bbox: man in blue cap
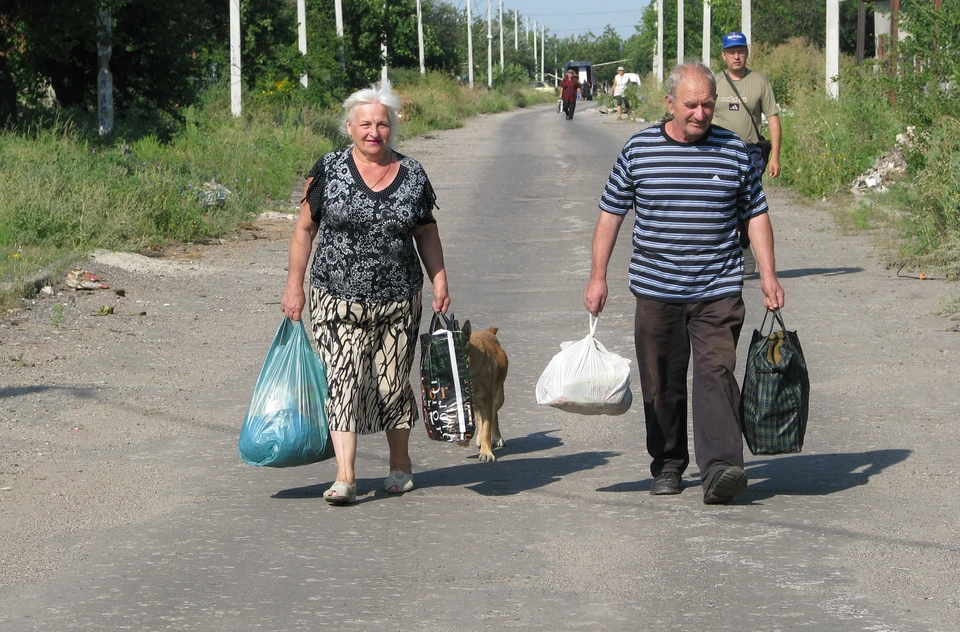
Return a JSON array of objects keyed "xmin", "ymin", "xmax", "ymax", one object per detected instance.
[{"xmin": 713, "ymin": 31, "xmax": 781, "ymax": 274}]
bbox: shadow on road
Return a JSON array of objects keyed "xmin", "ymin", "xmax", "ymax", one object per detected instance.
[
  {"xmin": 0, "ymin": 384, "xmax": 93, "ymax": 399},
  {"xmin": 777, "ymin": 266, "xmax": 863, "ymax": 279},
  {"xmin": 595, "ymin": 449, "xmax": 911, "ymax": 499},
  {"xmin": 272, "ymin": 430, "xmax": 620, "ymax": 499},
  {"xmin": 743, "ymin": 449, "xmax": 911, "ymax": 500}
]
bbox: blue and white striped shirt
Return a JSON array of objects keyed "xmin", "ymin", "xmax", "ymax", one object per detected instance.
[{"xmin": 599, "ymin": 122, "xmax": 767, "ymax": 303}]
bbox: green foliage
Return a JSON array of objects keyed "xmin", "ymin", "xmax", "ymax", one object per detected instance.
[
  {"xmin": 0, "ymin": 88, "xmax": 334, "ymax": 253},
  {"xmin": 493, "ymin": 62, "xmax": 529, "ymax": 89},
  {"xmin": 0, "ymin": 71, "xmax": 541, "ymax": 298},
  {"xmin": 629, "ymin": 0, "xmax": 867, "ymax": 75},
  {"xmin": 892, "ymin": 117, "xmax": 960, "ymax": 248},
  {"xmin": 884, "ymin": 0, "xmax": 960, "ymax": 127},
  {"xmin": 777, "ymin": 63, "xmax": 898, "ymax": 198}
]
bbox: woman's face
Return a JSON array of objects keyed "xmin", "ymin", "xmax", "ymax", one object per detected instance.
[{"xmin": 347, "ymin": 103, "xmax": 392, "ymax": 161}]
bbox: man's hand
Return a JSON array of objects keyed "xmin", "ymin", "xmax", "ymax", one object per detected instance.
[
  {"xmin": 583, "ymin": 279, "xmax": 608, "ymax": 317},
  {"xmin": 768, "ymin": 157, "xmax": 781, "ymax": 178},
  {"xmin": 760, "ymin": 276, "xmax": 785, "ymax": 311}
]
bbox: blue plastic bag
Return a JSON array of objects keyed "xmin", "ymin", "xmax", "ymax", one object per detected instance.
[{"xmin": 238, "ymin": 318, "xmax": 335, "ymax": 467}]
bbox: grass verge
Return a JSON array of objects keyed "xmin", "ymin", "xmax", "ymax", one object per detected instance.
[{"xmin": 0, "ymin": 72, "xmax": 552, "ymax": 307}]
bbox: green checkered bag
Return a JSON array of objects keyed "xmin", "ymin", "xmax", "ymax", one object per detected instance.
[{"xmin": 740, "ymin": 310, "xmax": 810, "ymax": 455}]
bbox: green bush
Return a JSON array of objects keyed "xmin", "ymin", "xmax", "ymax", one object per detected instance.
[
  {"xmin": 777, "ymin": 64, "xmax": 899, "ymax": 198},
  {"xmin": 749, "ymin": 37, "xmax": 823, "ymax": 107}
]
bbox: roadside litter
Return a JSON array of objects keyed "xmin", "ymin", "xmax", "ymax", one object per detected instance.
[
  {"xmin": 65, "ymin": 269, "xmax": 109, "ymax": 291},
  {"xmin": 198, "ymin": 179, "xmax": 232, "ymax": 207}
]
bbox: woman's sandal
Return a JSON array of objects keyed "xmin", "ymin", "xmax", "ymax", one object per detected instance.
[
  {"xmin": 383, "ymin": 470, "xmax": 414, "ymax": 494},
  {"xmin": 323, "ymin": 481, "xmax": 357, "ymax": 505}
]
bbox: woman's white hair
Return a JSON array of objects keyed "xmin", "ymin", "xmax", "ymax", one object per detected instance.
[{"xmin": 342, "ymin": 79, "xmax": 402, "ymax": 141}]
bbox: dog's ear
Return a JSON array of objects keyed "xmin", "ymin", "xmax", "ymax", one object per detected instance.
[{"xmin": 462, "ymin": 320, "xmax": 471, "ymax": 339}]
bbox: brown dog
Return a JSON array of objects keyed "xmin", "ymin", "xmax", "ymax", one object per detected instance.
[{"xmin": 461, "ymin": 322, "xmax": 508, "ymax": 462}]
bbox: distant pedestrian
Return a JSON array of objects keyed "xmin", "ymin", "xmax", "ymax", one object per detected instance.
[
  {"xmin": 584, "ymin": 61, "xmax": 785, "ymax": 505},
  {"xmin": 281, "ymin": 80, "xmax": 452, "ymax": 505},
  {"xmin": 561, "ymin": 69, "xmax": 582, "ymax": 120},
  {"xmin": 712, "ymin": 31, "xmax": 782, "ymax": 275},
  {"xmin": 611, "ymin": 66, "xmax": 630, "ymax": 120},
  {"xmin": 713, "ymin": 32, "xmax": 781, "ymax": 179}
]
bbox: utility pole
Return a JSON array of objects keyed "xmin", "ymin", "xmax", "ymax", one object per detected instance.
[
  {"xmin": 499, "ymin": 0, "xmax": 504, "ymax": 70},
  {"xmin": 533, "ymin": 21, "xmax": 538, "ymax": 80},
  {"xmin": 702, "ymin": 0, "xmax": 711, "ymax": 65},
  {"xmin": 856, "ymin": 0, "xmax": 865, "ymax": 65},
  {"xmin": 381, "ymin": 0, "xmax": 388, "ymax": 84},
  {"xmin": 514, "ymin": 9, "xmax": 518, "ymax": 50},
  {"xmin": 467, "ymin": 0, "xmax": 474, "ymax": 87},
  {"xmin": 95, "ymin": 5, "xmax": 113, "ymax": 135},
  {"xmin": 541, "ymin": 24, "xmax": 545, "ymax": 82},
  {"xmin": 335, "ymin": 0, "xmax": 344, "ymax": 69},
  {"xmin": 230, "ymin": 0, "xmax": 241, "ymax": 116},
  {"xmin": 297, "ymin": 0, "xmax": 308, "ymax": 87},
  {"xmin": 741, "ymin": 0, "xmax": 751, "ymax": 49},
  {"xmin": 417, "ymin": 0, "xmax": 425, "ymax": 74},
  {"xmin": 826, "ymin": 0, "xmax": 839, "ymax": 98},
  {"xmin": 890, "ymin": 0, "xmax": 900, "ymax": 105},
  {"xmin": 487, "ymin": 0, "xmax": 492, "ymax": 88},
  {"xmin": 655, "ymin": 0, "xmax": 663, "ymax": 85},
  {"xmin": 677, "ymin": 0, "xmax": 684, "ymax": 66}
]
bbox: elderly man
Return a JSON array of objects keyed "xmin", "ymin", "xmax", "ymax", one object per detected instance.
[{"xmin": 584, "ymin": 61, "xmax": 784, "ymax": 505}]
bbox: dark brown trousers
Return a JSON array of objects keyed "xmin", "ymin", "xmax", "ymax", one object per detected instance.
[{"xmin": 634, "ymin": 295, "xmax": 746, "ymax": 491}]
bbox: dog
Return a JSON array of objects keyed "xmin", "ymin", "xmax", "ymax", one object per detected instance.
[{"xmin": 460, "ymin": 322, "xmax": 508, "ymax": 462}]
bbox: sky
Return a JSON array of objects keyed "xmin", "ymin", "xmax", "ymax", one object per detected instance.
[{"xmin": 458, "ymin": 0, "xmax": 652, "ymax": 41}]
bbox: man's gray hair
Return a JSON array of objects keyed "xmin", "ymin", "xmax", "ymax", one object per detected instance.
[
  {"xmin": 666, "ymin": 61, "xmax": 717, "ymax": 100},
  {"xmin": 342, "ymin": 79, "xmax": 401, "ymax": 140}
]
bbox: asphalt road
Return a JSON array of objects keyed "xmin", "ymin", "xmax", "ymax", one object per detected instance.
[{"xmin": 1, "ymin": 103, "xmax": 958, "ymax": 631}]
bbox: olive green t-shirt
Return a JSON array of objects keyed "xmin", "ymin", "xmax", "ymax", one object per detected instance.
[{"xmin": 713, "ymin": 69, "xmax": 779, "ymax": 145}]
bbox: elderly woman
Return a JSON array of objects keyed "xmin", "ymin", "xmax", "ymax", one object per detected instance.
[{"xmin": 281, "ymin": 80, "xmax": 450, "ymax": 505}]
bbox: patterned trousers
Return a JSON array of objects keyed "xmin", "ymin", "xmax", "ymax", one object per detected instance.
[{"xmin": 310, "ymin": 288, "xmax": 422, "ymax": 434}]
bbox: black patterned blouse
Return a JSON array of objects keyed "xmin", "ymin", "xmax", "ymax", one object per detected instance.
[{"xmin": 302, "ymin": 146, "xmax": 438, "ymax": 303}]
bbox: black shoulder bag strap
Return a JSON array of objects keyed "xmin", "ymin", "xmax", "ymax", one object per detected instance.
[{"xmin": 723, "ymin": 71, "xmax": 763, "ymax": 142}]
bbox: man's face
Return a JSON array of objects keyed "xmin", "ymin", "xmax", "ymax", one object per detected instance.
[
  {"xmin": 666, "ymin": 77, "xmax": 716, "ymax": 143},
  {"xmin": 721, "ymin": 46, "xmax": 748, "ymax": 72}
]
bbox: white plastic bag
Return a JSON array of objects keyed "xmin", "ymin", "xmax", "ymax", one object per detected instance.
[{"xmin": 535, "ymin": 315, "xmax": 633, "ymax": 415}]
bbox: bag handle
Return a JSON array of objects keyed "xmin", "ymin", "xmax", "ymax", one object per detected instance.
[
  {"xmin": 429, "ymin": 311, "xmax": 459, "ymax": 333},
  {"xmin": 759, "ymin": 308, "xmax": 788, "ymax": 336},
  {"xmin": 588, "ymin": 314, "xmax": 599, "ymax": 338}
]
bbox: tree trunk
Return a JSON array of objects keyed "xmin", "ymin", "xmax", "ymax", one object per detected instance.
[{"xmin": 0, "ymin": 4, "xmax": 17, "ymax": 127}]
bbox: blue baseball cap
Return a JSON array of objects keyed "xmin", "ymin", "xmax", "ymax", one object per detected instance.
[{"xmin": 722, "ymin": 32, "xmax": 748, "ymax": 49}]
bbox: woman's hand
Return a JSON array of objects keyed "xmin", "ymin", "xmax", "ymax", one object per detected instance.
[
  {"xmin": 282, "ymin": 178, "xmax": 320, "ymax": 322},
  {"xmin": 431, "ymin": 275, "xmax": 450, "ymax": 314},
  {"xmin": 281, "ymin": 286, "xmax": 306, "ymax": 321}
]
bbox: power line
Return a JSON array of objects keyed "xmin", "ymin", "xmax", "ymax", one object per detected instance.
[{"xmin": 526, "ymin": 9, "xmax": 642, "ymax": 17}]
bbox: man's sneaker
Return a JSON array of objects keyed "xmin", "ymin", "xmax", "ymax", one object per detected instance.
[
  {"xmin": 650, "ymin": 472, "xmax": 683, "ymax": 495},
  {"xmin": 703, "ymin": 466, "xmax": 747, "ymax": 504}
]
